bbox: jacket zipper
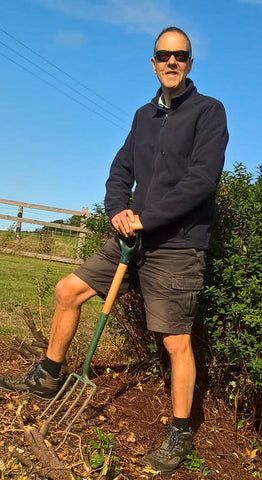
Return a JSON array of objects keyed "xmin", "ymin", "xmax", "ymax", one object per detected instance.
[
  {"xmin": 142, "ymin": 111, "xmax": 168, "ymax": 211},
  {"xmin": 162, "ymin": 112, "xmax": 168, "ymax": 127}
]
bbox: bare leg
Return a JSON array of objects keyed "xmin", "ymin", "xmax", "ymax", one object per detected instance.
[
  {"xmin": 142, "ymin": 333, "xmax": 194, "ymax": 471},
  {"xmin": 46, "ymin": 273, "xmax": 97, "ymax": 363},
  {"xmin": 163, "ymin": 334, "xmax": 196, "ymax": 418}
]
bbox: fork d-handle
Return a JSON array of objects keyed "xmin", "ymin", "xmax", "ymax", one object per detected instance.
[{"xmin": 82, "ymin": 262, "xmax": 128, "ymax": 378}]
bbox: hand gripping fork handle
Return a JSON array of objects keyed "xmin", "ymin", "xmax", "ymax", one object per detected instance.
[{"xmin": 41, "ymin": 232, "xmax": 142, "ymax": 433}]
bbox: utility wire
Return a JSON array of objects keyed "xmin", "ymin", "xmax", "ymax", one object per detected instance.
[
  {"xmin": 0, "ymin": 50, "xmax": 126, "ymax": 130},
  {"xmin": 0, "ymin": 39, "xmax": 129, "ymax": 126},
  {"xmin": 0, "ymin": 26, "xmax": 130, "ymax": 119}
]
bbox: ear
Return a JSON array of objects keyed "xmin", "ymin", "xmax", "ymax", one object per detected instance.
[
  {"xmin": 187, "ymin": 57, "xmax": 193, "ymax": 74},
  {"xmin": 151, "ymin": 56, "xmax": 157, "ymax": 74}
]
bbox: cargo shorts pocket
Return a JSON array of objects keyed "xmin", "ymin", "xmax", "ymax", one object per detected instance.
[{"xmin": 170, "ymin": 275, "xmax": 204, "ymax": 319}]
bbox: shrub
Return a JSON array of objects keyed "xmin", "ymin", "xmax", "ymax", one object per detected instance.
[
  {"xmin": 79, "ymin": 203, "xmax": 114, "ymax": 259},
  {"xmin": 197, "ymin": 163, "xmax": 262, "ymax": 422},
  {"xmin": 82, "ymin": 164, "xmax": 262, "ymax": 422}
]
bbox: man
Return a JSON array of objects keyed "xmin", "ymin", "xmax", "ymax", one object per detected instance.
[{"xmin": 0, "ymin": 27, "xmax": 228, "ymax": 474}]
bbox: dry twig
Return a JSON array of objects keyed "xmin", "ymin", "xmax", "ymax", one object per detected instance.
[{"xmin": 16, "ymin": 414, "xmax": 74, "ymax": 480}]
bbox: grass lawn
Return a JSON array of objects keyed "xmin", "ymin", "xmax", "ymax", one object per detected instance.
[{"xmin": 0, "ymin": 253, "xmax": 103, "ymax": 340}]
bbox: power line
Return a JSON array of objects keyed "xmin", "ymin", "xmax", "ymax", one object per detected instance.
[
  {"xmin": 0, "ymin": 50, "xmax": 126, "ymax": 130},
  {"xmin": 0, "ymin": 26, "xmax": 130, "ymax": 119},
  {"xmin": 0, "ymin": 38, "xmax": 129, "ymax": 126}
]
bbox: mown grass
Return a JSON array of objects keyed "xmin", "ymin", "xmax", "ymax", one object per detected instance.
[{"xmin": 0, "ymin": 253, "xmax": 103, "ymax": 341}]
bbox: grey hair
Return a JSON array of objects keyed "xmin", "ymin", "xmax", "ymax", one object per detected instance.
[{"xmin": 154, "ymin": 27, "xmax": 192, "ymax": 57}]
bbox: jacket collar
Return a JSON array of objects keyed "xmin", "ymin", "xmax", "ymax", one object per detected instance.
[{"xmin": 152, "ymin": 78, "xmax": 196, "ymax": 110}]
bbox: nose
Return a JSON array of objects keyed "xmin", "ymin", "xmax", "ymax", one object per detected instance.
[{"xmin": 168, "ymin": 54, "xmax": 177, "ymax": 65}]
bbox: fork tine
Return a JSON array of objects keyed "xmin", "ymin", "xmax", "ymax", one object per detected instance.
[
  {"xmin": 41, "ymin": 376, "xmax": 96, "ymax": 428},
  {"xmin": 41, "ymin": 373, "xmax": 75, "ymax": 418},
  {"xmin": 63, "ymin": 382, "xmax": 97, "ymax": 431},
  {"xmin": 58, "ymin": 380, "xmax": 87, "ymax": 423}
]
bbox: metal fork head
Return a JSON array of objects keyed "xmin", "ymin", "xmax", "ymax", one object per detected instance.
[{"xmin": 41, "ymin": 372, "xmax": 97, "ymax": 432}]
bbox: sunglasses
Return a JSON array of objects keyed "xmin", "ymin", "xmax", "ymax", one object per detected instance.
[{"xmin": 154, "ymin": 50, "xmax": 190, "ymax": 63}]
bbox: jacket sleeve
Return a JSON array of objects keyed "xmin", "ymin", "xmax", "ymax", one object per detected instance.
[
  {"xmin": 140, "ymin": 101, "xmax": 229, "ymax": 232},
  {"xmin": 104, "ymin": 114, "xmax": 137, "ymax": 220}
]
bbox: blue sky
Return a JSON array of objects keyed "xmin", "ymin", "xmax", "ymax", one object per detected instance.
[{"xmin": 0, "ymin": 0, "xmax": 262, "ymax": 227}]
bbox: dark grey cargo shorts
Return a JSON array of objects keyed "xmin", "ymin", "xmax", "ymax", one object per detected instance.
[{"xmin": 74, "ymin": 236, "xmax": 206, "ymax": 335}]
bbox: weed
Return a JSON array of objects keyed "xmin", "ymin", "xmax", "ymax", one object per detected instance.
[
  {"xmin": 184, "ymin": 450, "xmax": 210, "ymax": 476},
  {"xmin": 86, "ymin": 427, "xmax": 119, "ymax": 477},
  {"xmin": 146, "ymin": 342, "xmax": 160, "ymax": 376}
]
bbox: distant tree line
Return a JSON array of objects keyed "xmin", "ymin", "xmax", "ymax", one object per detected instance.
[{"xmin": 40, "ymin": 215, "xmax": 82, "ymax": 235}]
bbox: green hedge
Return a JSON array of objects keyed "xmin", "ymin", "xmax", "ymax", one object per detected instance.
[
  {"xmin": 82, "ymin": 164, "xmax": 262, "ymax": 420},
  {"xmin": 197, "ymin": 164, "xmax": 262, "ymax": 419}
]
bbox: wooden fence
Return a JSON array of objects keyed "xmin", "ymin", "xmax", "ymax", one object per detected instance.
[{"xmin": 0, "ymin": 198, "xmax": 91, "ymax": 264}]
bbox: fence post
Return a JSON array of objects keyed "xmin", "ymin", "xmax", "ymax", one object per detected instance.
[
  {"xmin": 77, "ymin": 207, "xmax": 89, "ymax": 258},
  {"xmin": 15, "ymin": 206, "xmax": 23, "ymax": 240}
]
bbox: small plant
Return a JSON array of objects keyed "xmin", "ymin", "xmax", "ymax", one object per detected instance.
[
  {"xmin": 184, "ymin": 450, "xmax": 210, "ymax": 476},
  {"xmin": 86, "ymin": 427, "xmax": 119, "ymax": 477},
  {"xmin": 34, "ymin": 268, "xmax": 52, "ymax": 335},
  {"xmin": 145, "ymin": 342, "xmax": 160, "ymax": 376}
]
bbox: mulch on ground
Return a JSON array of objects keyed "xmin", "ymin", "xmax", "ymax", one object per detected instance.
[{"xmin": 0, "ymin": 336, "xmax": 261, "ymax": 480}]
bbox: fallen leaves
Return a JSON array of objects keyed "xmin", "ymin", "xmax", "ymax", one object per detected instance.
[
  {"xmin": 127, "ymin": 432, "xmax": 136, "ymax": 443},
  {"xmin": 246, "ymin": 448, "xmax": 258, "ymax": 460},
  {"xmin": 160, "ymin": 416, "xmax": 169, "ymax": 425},
  {"xmin": 0, "ymin": 338, "xmax": 261, "ymax": 480}
]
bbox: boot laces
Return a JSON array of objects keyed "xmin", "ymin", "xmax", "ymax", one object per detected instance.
[
  {"xmin": 24, "ymin": 362, "xmax": 41, "ymax": 380},
  {"xmin": 166, "ymin": 425, "xmax": 181, "ymax": 450},
  {"xmin": 164, "ymin": 425, "xmax": 192, "ymax": 453}
]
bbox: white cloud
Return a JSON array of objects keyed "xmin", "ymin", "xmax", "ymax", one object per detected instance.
[
  {"xmin": 33, "ymin": 0, "xmax": 182, "ymax": 36},
  {"xmin": 32, "ymin": 0, "xmax": 205, "ymax": 58},
  {"xmin": 54, "ymin": 30, "xmax": 88, "ymax": 48}
]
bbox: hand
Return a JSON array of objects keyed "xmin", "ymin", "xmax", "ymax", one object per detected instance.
[
  {"xmin": 111, "ymin": 210, "xmax": 143, "ymax": 237},
  {"xmin": 128, "ymin": 215, "xmax": 143, "ymax": 236}
]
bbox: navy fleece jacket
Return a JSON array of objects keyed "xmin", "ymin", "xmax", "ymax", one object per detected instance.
[{"xmin": 105, "ymin": 79, "xmax": 228, "ymax": 250}]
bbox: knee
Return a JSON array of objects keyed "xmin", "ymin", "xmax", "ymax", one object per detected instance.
[
  {"xmin": 163, "ymin": 334, "xmax": 192, "ymax": 357},
  {"xmin": 55, "ymin": 273, "xmax": 96, "ymax": 307},
  {"xmin": 55, "ymin": 276, "xmax": 75, "ymax": 306}
]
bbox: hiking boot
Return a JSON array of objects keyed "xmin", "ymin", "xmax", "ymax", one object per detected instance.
[
  {"xmin": 0, "ymin": 362, "xmax": 62, "ymax": 399},
  {"xmin": 142, "ymin": 425, "xmax": 193, "ymax": 474}
]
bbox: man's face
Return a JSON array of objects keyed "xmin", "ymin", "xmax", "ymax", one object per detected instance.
[{"xmin": 151, "ymin": 31, "xmax": 193, "ymax": 98}]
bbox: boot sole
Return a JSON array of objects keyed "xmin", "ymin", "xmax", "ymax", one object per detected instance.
[{"xmin": 0, "ymin": 384, "xmax": 58, "ymax": 400}]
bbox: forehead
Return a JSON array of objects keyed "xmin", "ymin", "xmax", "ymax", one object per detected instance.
[{"xmin": 156, "ymin": 32, "xmax": 188, "ymax": 51}]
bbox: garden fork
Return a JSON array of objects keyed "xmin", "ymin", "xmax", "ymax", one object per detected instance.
[{"xmin": 40, "ymin": 232, "xmax": 142, "ymax": 433}]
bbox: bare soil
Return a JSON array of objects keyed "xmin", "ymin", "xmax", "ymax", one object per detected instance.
[{"xmin": 0, "ymin": 336, "xmax": 261, "ymax": 480}]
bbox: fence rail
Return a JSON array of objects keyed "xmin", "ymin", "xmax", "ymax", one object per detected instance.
[
  {"xmin": 0, "ymin": 214, "xmax": 88, "ymax": 233},
  {"xmin": 0, "ymin": 198, "xmax": 91, "ymax": 264},
  {"xmin": 0, "ymin": 198, "xmax": 88, "ymax": 216}
]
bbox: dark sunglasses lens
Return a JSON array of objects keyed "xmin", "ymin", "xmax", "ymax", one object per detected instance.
[
  {"xmin": 156, "ymin": 51, "xmax": 170, "ymax": 62},
  {"xmin": 156, "ymin": 51, "xmax": 189, "ymax": 62},
  {"xmin": 175, "ymin": 52, "xmax": 188, "ymax": 62}
]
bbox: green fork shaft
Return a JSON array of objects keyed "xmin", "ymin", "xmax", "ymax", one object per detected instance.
[
  {"xmin": 82, "ymin": 263, "xmax": 128, "ymax": 378},
  {"xmin": 82, "ymin": 232, "xmax": 142, "ymax": 378}
]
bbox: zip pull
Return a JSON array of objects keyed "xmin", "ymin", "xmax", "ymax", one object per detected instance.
[{"xmin": 162, "ymin": 113, "xmax": 168, "ymax": 126}]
